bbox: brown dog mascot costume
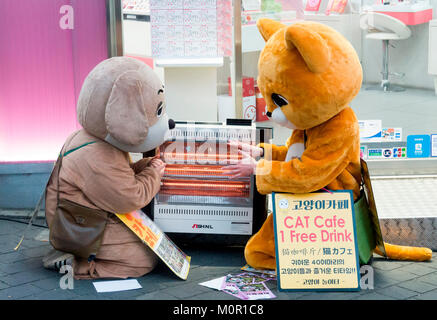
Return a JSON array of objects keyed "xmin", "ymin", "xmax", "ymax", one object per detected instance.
[
  {"xmin": 227, "ymin": 19, "xmax": 432, "ymax": 271},
  {"xmin": 43, "ymin": 57, "xmax": 175, "ymax": 279}
]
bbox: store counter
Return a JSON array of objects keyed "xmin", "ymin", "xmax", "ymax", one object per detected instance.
[{"xmin": 369, "ymin": 3, "xmax": 433, "ymax": 25}]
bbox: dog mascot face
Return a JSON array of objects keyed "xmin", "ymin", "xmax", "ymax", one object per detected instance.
[{"xmin": 77, "ymin": 56, "xmax": 174, "ymax": 153}]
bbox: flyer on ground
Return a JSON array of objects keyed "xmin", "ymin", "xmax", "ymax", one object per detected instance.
[
  {"xmin": 116, "ymin": 210, "xmax": 191, "ymax": 280},
  {"xmin": 272, "ymin": 191, "xmax": 360, "ymax": 291},
  {"xmin": 220, "ymin": 273, "xmax": 276, "ymax": 300}
]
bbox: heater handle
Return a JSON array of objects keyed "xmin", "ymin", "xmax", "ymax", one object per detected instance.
[{"xmin": 226, "ymin": 118, "xmax": 252, "ymax": 126}]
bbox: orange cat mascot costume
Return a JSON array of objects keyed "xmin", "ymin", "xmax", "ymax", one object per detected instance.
[{"xmin": 239, "ymin": 19, "xmax": 432, "ymax": 270}]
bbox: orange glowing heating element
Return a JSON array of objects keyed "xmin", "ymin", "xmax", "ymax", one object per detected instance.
[
  {"xmin": 161, "ymin": 179, "xmax": 250, "ymax": 198},
  {"xmin": 160, "ymin": 141, "xmax": 243, "ymax": 163},
  {"xmin": 164, "ymin": 164, "xmax": 237, "ymax": 178},
  {"xmin": 162, "ymin": 152, "xmax": 242, "ymax": 162}
]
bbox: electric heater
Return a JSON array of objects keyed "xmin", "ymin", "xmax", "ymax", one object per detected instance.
[{"xmin": 149, "ymin": 120, "xmax": 273, "ymax": 240}]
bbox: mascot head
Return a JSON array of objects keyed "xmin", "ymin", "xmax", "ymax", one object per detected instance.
[
  {"xmin": 77, "ymin": 56, "xmax": 175, "ymax": 153},
  {"xmin": 257, "ymin": 19, "xmax": 362, "ymax": 130}
]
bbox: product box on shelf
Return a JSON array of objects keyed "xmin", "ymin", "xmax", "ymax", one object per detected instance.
[
  {"xmin": 226, "ymin": 76, "xmax": 256, "ymax": 121},
  {"xmin": 227, "ymin": 76, "xmax": 255, "ymax": 97}
]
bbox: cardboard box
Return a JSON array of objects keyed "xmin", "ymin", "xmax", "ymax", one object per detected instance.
[{"xmin": 242, "ymin": 95, "xmax": 256, "ymax": 121}]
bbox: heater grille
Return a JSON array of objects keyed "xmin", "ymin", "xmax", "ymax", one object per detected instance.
[
  {"xmin": 154, "ymin": 205, "xmax": 252, "ymax": 218},
  {"xmin": 152, "ymin": 121, "xmax": 272, "ymax": 237},
  {"xmin": 156, "ymin": 194, "xmax": 251, "ymax": 206},
  {"xmin": 168, "ymin": 128, "xmax": 256, "ymax": 141},
  {"xmin": 160, "ymin": 179, "xmax": 250, "ymax": 198}
]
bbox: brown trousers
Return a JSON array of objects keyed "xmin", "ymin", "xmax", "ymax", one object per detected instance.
[{"xmin": 73, "ymin": 215, "xmax": 158, "ymax": 280}]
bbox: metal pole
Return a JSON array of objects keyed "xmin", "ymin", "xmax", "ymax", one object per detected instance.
[
  {"xmin": 382, "ymin": 39, "xmax": 389, "ymax": 91},
  {"xmin": 232, "ymin": 0, "xmax": 243, "ymax": 119},
  {"xmin": 106, "ymin": 0, "xmax": 123, "ymax": 57}
]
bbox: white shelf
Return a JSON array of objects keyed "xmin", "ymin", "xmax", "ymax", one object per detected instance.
[
  {"xmin": 364, "ymin": 3, "xmax": 433, "ymax": 13},
  {"xmin": 241, "ymin": 13, "xmax": 361, "ymax": 55},
  {"xmin": 242, "ymin": 20, "xmax": 296, "ymax": 53},
  {"xmin": 155, "ymin": 57, "xmax": 224, "ymax": 68},
  {"xmin": 123, "ymin": 10, "xmax": 150, "ymax": 16}
]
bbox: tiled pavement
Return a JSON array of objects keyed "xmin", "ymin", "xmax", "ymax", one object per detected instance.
[{"xmin": 1, "ymin": 217, "xmax": 437, "ymax": 301}]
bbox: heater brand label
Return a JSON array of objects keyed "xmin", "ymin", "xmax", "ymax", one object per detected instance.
[{"xmin": 192, "ymin": 224, "xmax": 214, "ymax": 229}]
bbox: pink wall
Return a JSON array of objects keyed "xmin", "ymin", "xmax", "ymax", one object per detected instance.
[{"xmin": 0, "ymin": 0, "xmax": 108, "ymax": 162}]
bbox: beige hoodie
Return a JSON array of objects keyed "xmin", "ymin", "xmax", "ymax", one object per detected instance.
[{"xmin": 45, "ymin": 129, "xmax": 161, "ymax": 279}]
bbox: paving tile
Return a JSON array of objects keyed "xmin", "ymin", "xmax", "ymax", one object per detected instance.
[
  {"xmin": 382, "ymin": 269, "xmax": 419, "ymax": 282},
  {"xmin": 137, "ymin": 279, "xmax": 169, "ymax": 291},
  {"xmin": 186, "ymin": 267, "xmax": 223, "ymax": 283},
  {"xmin": 0, "ymin": 281, "xmax": 8, "ymax": 290},
  {"xmin": 419, "ymin": 260, "xmax": 437, "ymax": 270},
  {"xmin": 65, "ymin": 280, "xmax": 97, "ymax": 296},
  {"xmin": 0, "ymin": 247, "xmax": 16, "ymax": 254},
  {"xmin": 355, "ymin": 292, "xmax": 395, "ymax": 300},
  {"xmin": 158, "ymin": 282, "xmax": 213, "ymax": 299},
  {"xmin": 274, "ymin": 291, "xmax": 308, "ymax": 300},
  {"xmin": 1, "ymin": 268, "xmax": 54, "ymax": 286},
  {"xmin": 415, "ymin": 289, "xmax": 437, "ymax": 300},
  {"xmin": 373, "ymin": 272, "xmax": 400, "ymax": 289},
  {"xmin": 375, "ymin": 285, "xmax": 419, "ymax": 299},
  {"xmin": 396, "ymin": 263, "xmax": 437, "ymax": 276},
  {"xmin": 0, "ymin": 251, "xmax": 29, "ymax": 264},
  {"xmin": 371, "ymin": 259, "xmax": 413, "ymax": 271},
  {"xmin": 100, "ymin": 288, "xmax": 145, "ymax": 300},
  {"xmin": 0, "ymin": 234, "xmax": 22, "ymax": 246},
  {"xmin": 186, "ymin": 291, "xmax": 237, "ymax": 301},
  {"xmin": 32, "ymin": 277, "xmax": 63, "ymax": 291},
  {"xmin": 72, "ymin": 294, "xmax": 107, "ymax": 300},
  {"xmin": 0, "ymin": 257, "xmax": 43, "ymax": 274},
  {"xmin": 415, "ymin": 273, "xmax": 437, "ymax": 286},
  {"xmin": 136, "ymin": 291, "xmax": 179, "ymax": 300},
  {"xmin": 21, "ymin": 239, "xmax": 50, "ymax": 249},
  {"xmin": 18, "ymin": 246, "xmax": 51, "ymax": 258},
  {"xmin": 297, "ymin": 291, "xmax": 362, "ymax": 300},
  {"xmin": 0, "ymin": 224, "xmax": 24, "ymax": 236},
  {"xmin": 0, "ymin": 283, "xmax": 44, "ymax": 299},
  {"xmin": 398, "ymin": 279, "xmax": 437, "ymax": 294},
  {"xmin": 30, "ymin": 288, "xmax": 78, "ymax": 300},
  {"xmin": 143, "ymin": 274, "xmax": 195, "ymax": 290}
]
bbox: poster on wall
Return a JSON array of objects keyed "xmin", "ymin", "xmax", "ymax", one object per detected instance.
[
  {"xmin": 358, "ymin": 120, "xmax": 382, "ymax": 143},
  {"xmin": 431, "ymin": 134, "xmax": 437, "ymax": 157},
  {"xmin": 406, "ymin": 135, "xmax": 431, "ymax": 158},
  {"xmin": 123, "ymin": 0, "xmax": 150, "ymax": 14},
  {"xmin": 381, "ymin": 127, "xmax": 402, "ymax": 141},
  {"xmin": 272, "ymin": 191, "xmax": 360, "ymax": 291},
  {"xmin": 305, "ymin": 0, "xmax": 322, "ymax": 11},
  {"xmin": 150, "ymin": 0, "xmax": 232, "ymax": 58}
]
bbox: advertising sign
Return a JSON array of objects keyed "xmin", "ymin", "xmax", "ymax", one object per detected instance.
[
  {"xmin": 116, "ymin": 210, "xmax": 191, "ymax": 280},
  {"xmin": 406, "ymin": 135, "xmax": 431, "ymax": 158},
  {"xmin": 431, "ymin": 134, "xmax": 437, "ymax": 157},
  {"xmin": 358, "ymin": 120, "xmax": 382, "ymax": 142},
  {"xmin": 272, "ymin": 191, "xmax": 360, "ymax": 291},
  {"xmin": 381, "ymin": 127, "xmax": 402, "ymax": 141}
]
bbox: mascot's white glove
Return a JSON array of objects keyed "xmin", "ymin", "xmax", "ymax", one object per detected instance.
[{"xmin": 222, "ymin": 141, "xmax": 263, "ymax": 179}]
